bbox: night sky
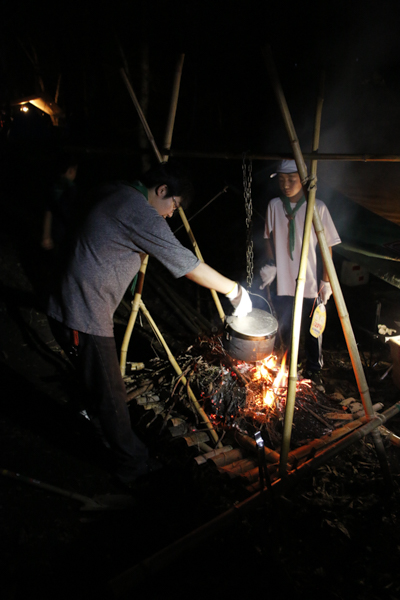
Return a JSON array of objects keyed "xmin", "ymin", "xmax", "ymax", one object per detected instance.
[
  {"xmin": 3, "ymin": 0, "xmax": 400, "ymax": 150},
  {"xmin": 2, "ymin": 0, "xmax": 400, "ymax": 255}
]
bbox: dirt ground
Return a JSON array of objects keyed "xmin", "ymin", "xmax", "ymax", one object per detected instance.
[{"xmin": 2, "ymin": 147, "xmax": 400, "ymax": 600}]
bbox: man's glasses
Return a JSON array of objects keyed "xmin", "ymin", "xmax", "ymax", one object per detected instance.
[{"xmin": 172, "ymin": 196, "xmax": 180, "ymax": 211}]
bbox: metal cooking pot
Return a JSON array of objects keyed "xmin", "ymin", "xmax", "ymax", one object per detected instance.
[{"xmin": 223, "ymin": 308, "xmax": 278, "ymax": 362}]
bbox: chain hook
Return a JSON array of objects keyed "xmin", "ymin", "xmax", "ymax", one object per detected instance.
[{"xmin": 242, "ymin": 153, "xmax": 254, "ymax": 291}]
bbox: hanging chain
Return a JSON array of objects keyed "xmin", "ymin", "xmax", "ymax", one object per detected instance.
[{"xmin": 242, "ymin": 155, "xmax": 254, "ymax": 290}]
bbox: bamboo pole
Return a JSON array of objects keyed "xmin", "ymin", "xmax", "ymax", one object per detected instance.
[
  {"xmin": 162, "ymin": 54, "xmax": 185, "ymax": 161},
  {"xmin": 120, "ymin": 255, "xmax": 149, "ymax": 376},
  {"xmin": 281, "ymin": 402, "xmax": 400, "ymax": 489},
  {"xmin": 170, "ymin": 150, "xmax": 400, "ymax": 162},
  {"xmin": 288, "ymin": 413, "xmax": 370, "ymax": 463},
  {"xmin": 120, "ymin": 67, "xmax": 225, "ymax": 322},
  {"xmin": 280, "ymin": 140, "xmax": 320, "ymax": 472},
  {"xmin": 138, "ymin": 300, "xmax": 221, "ymax": 446},
  {"xmin": 119, "ymin": 65, "xmax": 226, "ymax": 439},
  {"xmin": 272, "ymin": 62, "xmax": 323, "ymax": 475},
  {"xmin": 120, "ymin": 68, "xmax": 163, "ymax": 163},
  {"xmin": 173, "ymin": 186, "xmax": 229, "ymax": 234},
  {"xmin": 63, "ymin": 146, "xmax": 400, "ymax": 162},
  {"xmin": 379, "ymin": 426, "xmax": 400, "ymax": 447},
  {"xmin": 312, "ymin": 190, "xmax": 393, "ymax": 488},
  {"xmin": 262, "ymin": 46, "xmax": 392, "ymax": 488},
  {"xmin": 176, "ymin": 206, "xmax": 225, "ymax": 322}
]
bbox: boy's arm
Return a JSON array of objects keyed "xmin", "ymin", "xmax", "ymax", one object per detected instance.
[
  {"xmin": 265, "ymin": 236, "xmax": 276, "ymax": 265},
  {"xmin": 260, "ymin": 235, "xmax": 277, "ymax": 289},
  {"xmin": 320, "ymin": 247, "xmax": 334, "ymax": 304}
]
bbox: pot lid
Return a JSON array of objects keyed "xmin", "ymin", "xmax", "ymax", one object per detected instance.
[{"xmin": 226, "ymin": 308, "xmax": 278, "ymax": 337}]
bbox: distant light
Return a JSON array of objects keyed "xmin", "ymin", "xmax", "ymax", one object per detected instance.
[{"xmin": 20, "ymin": 106, "xmax": 29, "ymax": 113}]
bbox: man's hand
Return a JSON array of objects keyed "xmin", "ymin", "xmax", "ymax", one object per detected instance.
[
  {"xmin": 259, "ymin": 264, "xmax": 277, "ymax": 290},
  {"xmin": 320, "ymin": 280, "xmax": 332, "ymax": 304},
  {"xmin": 226, "ymin": 284, "xmax": 252, "ymax": 317}
]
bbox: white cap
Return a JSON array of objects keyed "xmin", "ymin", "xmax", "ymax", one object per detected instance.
[{"xmin": 270, "ymin": 159, "xmax": 298, "ymax": 178}]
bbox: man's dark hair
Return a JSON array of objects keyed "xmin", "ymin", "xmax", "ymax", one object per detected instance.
[{"xmin": 141, "ymin": 160, "xmax": 194, "ymax": 206}]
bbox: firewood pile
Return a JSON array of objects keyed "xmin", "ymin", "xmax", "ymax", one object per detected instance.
[{"xmin": 123, "ymin": 334, "xmax": 376, "ymax": 453}]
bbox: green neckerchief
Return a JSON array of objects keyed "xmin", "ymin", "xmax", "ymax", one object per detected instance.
[
  {"xmin": 126, "ymin": 180, "xmax": 148, "ymax": 295},
  {"xmin": 128, "ymin": 180, "xmax": 148, "ymax": 200},
  {"xmin": 280, "ymin": 194, "xmax": 307, "ymax": 260}
]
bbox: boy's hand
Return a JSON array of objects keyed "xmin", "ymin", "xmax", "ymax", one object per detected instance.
[
  {"xmin": 320, "ymin": 280, "xmax": 332, "ymax": 304},
  {"xmin": 259, "ymin": 264, "xmax": 277, "ymax": 289}
]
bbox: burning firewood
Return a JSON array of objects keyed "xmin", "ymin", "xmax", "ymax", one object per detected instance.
[{"xmin": 123, "ymin": 334, "xmax": 347, "ymax": 455}]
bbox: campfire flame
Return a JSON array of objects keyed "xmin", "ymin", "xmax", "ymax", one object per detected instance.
[{"xmin": 250, "ymin": 353, "xmax": 288, "ymax": 408}]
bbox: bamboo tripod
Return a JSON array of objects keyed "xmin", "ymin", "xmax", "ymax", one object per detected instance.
[
  {"xmin": 119, "ymin": 57, "xmax": 224, "ymax": 446},
  {"xmin": 262, "ymin": 46, "xmax": 392, "ymax": 488}
]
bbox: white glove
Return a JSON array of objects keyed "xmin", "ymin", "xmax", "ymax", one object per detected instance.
[
  {"xmin": 320, "ymin": 280, "xmax": 332, "ymax": 304},
  {"xmin": 259, "ymin": 264, "xmax": 277, "ymax": 290},
  {"xmin": 226, "ymin": 284, "xmax": 252, "ymax": 317}
]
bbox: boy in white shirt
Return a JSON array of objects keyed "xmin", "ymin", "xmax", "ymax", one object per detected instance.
[{"xmin": 260, "ymin": 159, "xmax": 341, "ymax": 381}]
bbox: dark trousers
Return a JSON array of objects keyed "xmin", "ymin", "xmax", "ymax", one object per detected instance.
[
  {"xmin": 274, "ymin": 296, "xmax": 323, "ymax": 372},
  {"xmin": 49, "ymin": 318, "xmax": 149, "ymax": 483}
]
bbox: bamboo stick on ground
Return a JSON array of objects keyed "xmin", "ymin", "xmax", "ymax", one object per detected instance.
[
  {"xmin": 352, "ymin": 402, "xmax": 383, "ymax": 419},
  {"xmin": 108, "ymin": 400, "xmax": 400, "ymax": 598},
  {"xmin": 324, "ymin": 412, "xmax": 354, "ymax": 421},
  {"xmin": 242, "ymin": 463, "xmax": 279, "ymax": 484},
  {"xmin": 126, "ymin": 383, "xmax": 154, "ymax": 402},
  {"xmin": 218, "ymin": 459, "xmax": 258, "ymax": 477},
  {"xmin": 234, "ymin": 431, "xmax": 280, "ymax": 464},
  {"xmin": 196, "ymin": 442, "xmax": 214, "ymax": 454},
  {"xmin": 282, "ymin": 402, "xmax": 400, "ymax": 485},
  {"xmin": 194, "ymin": 445, "xmax": 234, "ymax": 465},
  {"xmin": 208, "ymin": 448, "xmax": 244, "ymax": 467},
  {"xmin": 288, "ymin": 414, "xmax": 370, "ymax": 463},
  {"xmin": 379, "ymin": 426, "xmax": 400, "ymax": 447},
  {"xmin": 299, "ymin": 403, "xmax": 332, "ymax": 428}
]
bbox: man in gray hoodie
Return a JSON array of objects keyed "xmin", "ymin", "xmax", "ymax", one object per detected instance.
[{"xmin": 47, "ymin": 161, "xmax": 251, "ymax": 486}]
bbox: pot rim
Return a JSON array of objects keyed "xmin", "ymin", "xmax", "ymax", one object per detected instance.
[{"xmin": 225, "ymin": 326, "xmax": 277, "ymax": 342}]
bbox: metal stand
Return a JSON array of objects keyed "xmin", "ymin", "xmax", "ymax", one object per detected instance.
[{"xmin": 254, "ymin": 431, "xmax": 273, "ymax": 494}]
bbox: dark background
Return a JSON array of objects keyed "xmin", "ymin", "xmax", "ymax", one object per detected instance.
[
  {"xmin": 2, "ymin": 3, "xmax": 400, "ymax": 599},
  {"xmin": 3, "ymin": 0, "xmax": 400, "ymax": 277}
]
